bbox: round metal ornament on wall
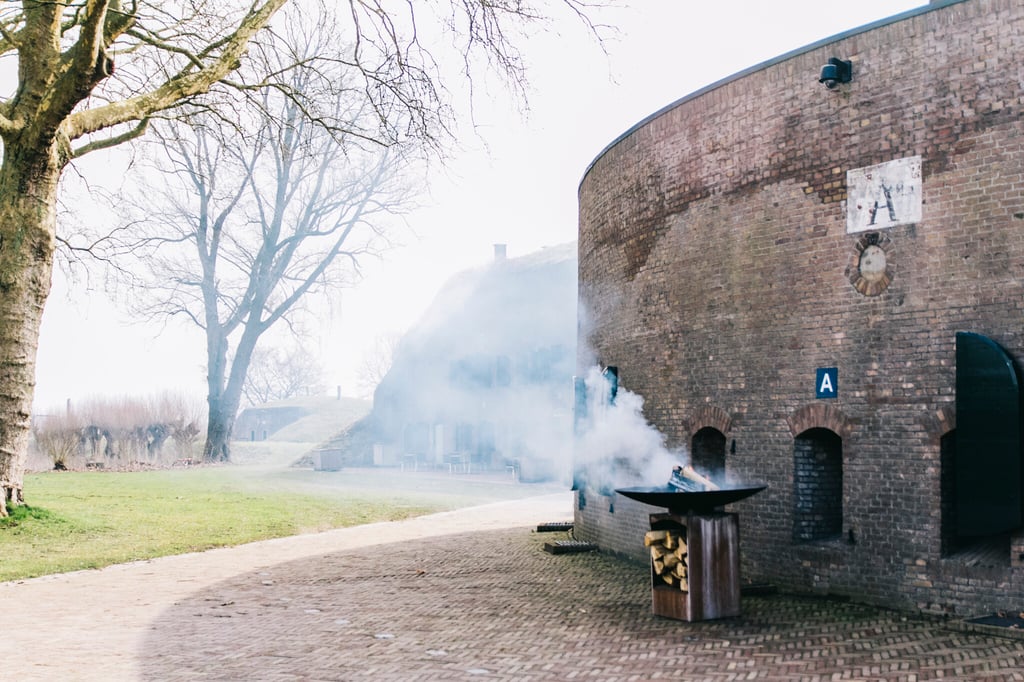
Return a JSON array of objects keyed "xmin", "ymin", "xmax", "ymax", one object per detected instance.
[{"xmin": 848, "ymin": 232, "xmax": 894, "ymax": 296}]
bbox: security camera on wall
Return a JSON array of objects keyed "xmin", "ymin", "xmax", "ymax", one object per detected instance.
[{"xmin": 819, "ymin": 57, "xmax": 852, "ymax": 89}]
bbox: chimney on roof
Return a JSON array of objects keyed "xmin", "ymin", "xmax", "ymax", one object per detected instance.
[{"xmin": 493, "ymin": 243, "xmax": 507, "ymax": 261}]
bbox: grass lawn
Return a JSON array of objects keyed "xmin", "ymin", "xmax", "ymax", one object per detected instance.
[{"xmin": 0, "ymin": 467, "xmax": 458, "ymax": 582}]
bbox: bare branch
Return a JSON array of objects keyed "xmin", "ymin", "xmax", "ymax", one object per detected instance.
[
  {"xmin": 71, "ymin": 117, "xmax": 149, "ymax": 158},
  {"xmin": 63, "ymin": 0, "xmax": 288, "ymax": 142}
]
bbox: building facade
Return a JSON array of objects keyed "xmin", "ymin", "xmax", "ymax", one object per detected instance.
[
  {"xmin": 368, "ymin": 243, "xmax": 577, "ymax": 481},
  {"xmin": 575, "ymin": 0, "xmax": 1024, "ymax": 616}
]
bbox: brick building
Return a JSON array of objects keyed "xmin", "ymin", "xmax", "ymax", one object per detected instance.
[{"xmin": 575, "ymin": 0, "xmax": 1024, "ymax": 616}]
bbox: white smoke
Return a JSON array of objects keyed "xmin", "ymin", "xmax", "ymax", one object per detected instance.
[
  {"xmin": 574, "ymin": 366, "xmax": 688, "ymax": 492},
  {"xmin": 365, "ymin": 243, "xmax": 579, "ymax": 484}
]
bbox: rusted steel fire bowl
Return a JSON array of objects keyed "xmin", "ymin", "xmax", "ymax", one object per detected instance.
[{"xmin": 614, "ymin": 484, "xmax": 768, "ymax": 515}]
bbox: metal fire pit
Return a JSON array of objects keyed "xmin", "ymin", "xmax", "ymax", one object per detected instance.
[{"xmin": 614, "ymin": 484, "xmax": 767, "ymax": 515}]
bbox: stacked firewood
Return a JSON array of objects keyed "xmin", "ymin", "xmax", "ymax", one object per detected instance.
[{"xmin": 645, "ymin": 529, "xmax": 688, "ymax": 591}]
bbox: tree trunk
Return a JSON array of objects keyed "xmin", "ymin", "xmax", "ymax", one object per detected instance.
[
  {"xmin": 203, "ymin": 397, "xmax": 236, "ymax": 462},
  {"xmin": 202, "ymin": 328, "xmax": 260, "ymax": 463},
  {"xmin": 202, "ymin": 328, "xmax": 234, "ymax": 462},
  {"xmin": 0, "ymin": 141, "xmax": 61, "ymax": 516}
]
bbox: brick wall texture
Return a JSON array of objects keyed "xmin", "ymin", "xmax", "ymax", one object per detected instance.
[{"xmin": 575, "ymin": 0, "xmax": 1024, "ymax": 617}]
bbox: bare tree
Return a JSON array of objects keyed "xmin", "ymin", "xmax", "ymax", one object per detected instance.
[
  {"xmin": 243, "ymin": 345, "xmax": 325, "ymax": 407},
  {"xmin": 0, "ymin": 0, "xmax": 611, "ymax": 513},
  {"xmin": 128, "ymin": 96, "xmax": 409, "ymax": 461},
  {"xmin": 32, "ymin": 413, "xmax": 83, "ymax": 471},
  {"xmin": 0, "ymin": 1, "xmax": 289, "ymax": 515}
]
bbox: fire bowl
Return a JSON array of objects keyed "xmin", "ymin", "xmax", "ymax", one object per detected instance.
[{"xmin": 614, "ymin": 484, "xmax": 767, "ymax": 514}]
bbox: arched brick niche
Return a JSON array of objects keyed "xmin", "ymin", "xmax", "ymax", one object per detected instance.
[
  {"xmin": 787, "ymin": 405, "xmax": 851, "ymax": 544},
  {"xmin": 691, "ymin": 427, "xmax": 727, "ymax": 482},
  {"xmin": 686, "ymin": 405, "xmax": 733, "ymax": 439},
  {"xmin": 793, "ymin": 428, "xmax": 844, "ymax": 543},
  {"xmin": 786, "ymin": 404, "xmax": 854, "ymax": 440},
  {"xmin": 686, "ymin": 405, "xmax": 733, "ymax": 481}
]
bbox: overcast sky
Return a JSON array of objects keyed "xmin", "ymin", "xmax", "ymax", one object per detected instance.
[{"xmin": 32, "ymin": 1, "xmax": 925, "ymax": 411}]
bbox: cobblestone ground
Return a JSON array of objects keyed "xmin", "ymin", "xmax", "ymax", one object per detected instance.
[{"xmin": 137, "ymin": 527, "xmax": 1024, "ymax": 682}]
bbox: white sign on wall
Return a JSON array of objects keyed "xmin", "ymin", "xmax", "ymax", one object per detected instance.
[{"xmin": 846, "ymin": 156, "xmax": 922, "ymax": 233}]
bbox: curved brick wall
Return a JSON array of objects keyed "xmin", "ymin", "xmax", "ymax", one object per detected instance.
[{"xmin": 576, "ymin": 0, "xmax": 1024, "ymax": 615}]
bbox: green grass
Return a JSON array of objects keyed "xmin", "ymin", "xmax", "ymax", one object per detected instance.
[
  {"xmin": 0, "ymin": 468, "xmax": 443, "ymax": 582},
  {"xmin": 1, "ymin": 466, "xmax": 565, "ymax": 582}
]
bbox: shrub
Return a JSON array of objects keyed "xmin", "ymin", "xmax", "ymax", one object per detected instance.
[
  {"xmin": 32, "ymin": 412, "xmax": 83, "ymax": 470},
  {"xmin": 33, "ymin": 391, "xmax": 207, "ymax": 467}
]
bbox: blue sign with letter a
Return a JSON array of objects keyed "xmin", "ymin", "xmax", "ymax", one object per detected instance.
[{"xmin": 816, "ymin": 367, "xmax": 838, "ymax": 399}]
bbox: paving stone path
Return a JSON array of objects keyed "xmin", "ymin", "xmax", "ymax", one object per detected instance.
[{"xmin": 4, "ymin": 492, "xmax": 1024, "ymax": 680}]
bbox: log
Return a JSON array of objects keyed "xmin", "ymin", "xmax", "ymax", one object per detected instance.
[
  {"xmin": 648, "ymin": 524, "xmax": 691, "ymax": 591},
  {"xmin": 644, "ymin": 530, "xmax": 669, "ymax": 547},
  {"xmin": 681, "ymin": 465, "xmax": 719, "ymax": 491}
]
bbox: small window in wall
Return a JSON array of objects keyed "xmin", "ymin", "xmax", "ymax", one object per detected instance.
[
  {"xmin": 403, "ymin": 422, "xmax": 431, "ymax": 455},
  {"xmin": 455, "ymin": 423, "xmax": 474, "ymax": 452},
  {"xmin": 691, "ymin": 427, "xmax": 726, "ymax": 483},
  {"xmin": 478, "ymin": 421, "xmax": 496, "ymax": 455},
  {"xmin": 793, "ymin": 428, "xmax": 843, "ymax": 543},
  {"xmin": 471, "ymin": 421, "xmax": 497, "ymax": 470}
]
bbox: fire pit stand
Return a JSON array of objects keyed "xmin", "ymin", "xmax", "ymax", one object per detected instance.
[
  {"xmin": 616, "ymin": 484, "xmax": 766, "ymax": 622},
  {"xmin": 648, "ymin": 511, "xmax": 739, "ymax": 621}
]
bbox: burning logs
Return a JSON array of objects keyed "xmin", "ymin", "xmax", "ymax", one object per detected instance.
[
  {"xmin": 668, "ymin": 465, "xmax": 719, "ymax": 492},
  {"xmin": 645, "ymin": 528, "xmax": 689, "ymax": 591}
]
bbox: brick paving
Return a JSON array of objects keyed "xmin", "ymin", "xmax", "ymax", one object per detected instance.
[{"xmin": 5, "ymin": 492, "xmax": 1024, "ymax": 681}]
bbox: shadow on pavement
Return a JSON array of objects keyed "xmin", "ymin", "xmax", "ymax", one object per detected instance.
[{"xmin": 140, "ymin": 527, "xmax": 1024, "ymax": 681}]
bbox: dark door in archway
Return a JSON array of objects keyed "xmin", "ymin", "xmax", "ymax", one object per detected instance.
[
  {"xmin": 955, "ymin": 332, "xmax": 1023, "ymax": 536},
  {"xmin": 691, "ymin": 427, "xmax": 726, "ymax": 483}
]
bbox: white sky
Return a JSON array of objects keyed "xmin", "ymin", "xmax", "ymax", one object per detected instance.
[{"xmin": 32, "ymin": 0, "xmax": 925, "ymax": 411}]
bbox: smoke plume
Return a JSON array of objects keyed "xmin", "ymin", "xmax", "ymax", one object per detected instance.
[{"xmin": 574, "ymin": 366, "xmax": 688, "ymax": 493}]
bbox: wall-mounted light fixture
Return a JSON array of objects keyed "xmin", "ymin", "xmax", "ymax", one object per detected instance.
[{"xmin": 819, "ymin": 57, "xmax": 852, "ymax": 89}]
